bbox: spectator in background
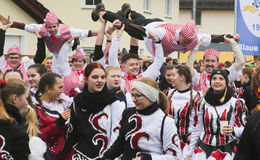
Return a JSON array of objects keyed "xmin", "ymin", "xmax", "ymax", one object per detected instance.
[
  {"xmin": 242, "ymin": 67, "xmax": 260, "ymax": 113},
  {"xmin": 159, "ymin": 65, "xmax": 174, "ymax": 93},
  {"xmin": 160, "ymin": 57, "xmax": 173, "ymax": 80},
  {"xmin": 235, "ymin": 67, "xmax": 253, "ymax": 90},
  {"xmin": 43, "ymin": 57, "xmax": 52, "ymax": 72}
]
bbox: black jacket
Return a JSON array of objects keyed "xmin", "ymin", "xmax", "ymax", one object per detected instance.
[
  {"xmin": 235, "ymin": 111, "xmax": 260, "ymax": 160},
  {"xmin": 242, "ymin": 86, "xmax": 257, "ymax": 113},
  {"xmin": 0, "ymin": 119, "xmax": 30, "ymax": 160},
  {"xmin": 3, "ymin": 103, "xmax": 30, "ymax": 159}
]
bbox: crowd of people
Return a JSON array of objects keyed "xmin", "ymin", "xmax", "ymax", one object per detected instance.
[{"xmin": 0, "ymin": 2, "xmax": 259, "ymax": 160}]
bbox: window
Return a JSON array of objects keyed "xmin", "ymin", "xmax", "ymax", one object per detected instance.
[
  {"xmin": 80, "ymin": 0, "xmax": 102, "ymax": 8},
  {"xmin": 165, "ymin": 0, "xmax": 172, "ymax": 18},
  {"xmin": 192, "ymin": 9, "xmax": 201, "ymax": 25},
  {"xmin": 4, "ymin": 35, "xmax": 24, "ymax": 54},
  {"xmin": 143, "ymin": 0, "xmax": 151, "ymax": 13}
]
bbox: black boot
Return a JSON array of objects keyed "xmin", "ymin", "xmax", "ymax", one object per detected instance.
[
  {"xmin": 117, "ymin": 3, "xmax": 131, "ymax": 18},
  {"xmin": 91, "ymin": 3, "xmax": 105, "ymax": 22}
]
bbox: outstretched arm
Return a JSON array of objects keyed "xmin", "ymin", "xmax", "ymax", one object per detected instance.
[
  {"xmin": 33, "ymin": 31, "xmax": 46, "ymax": 64},
  {"xmin": 0, "ymin": 18, "xmax": 13, "ymax": 68},
  {"xmin": 108, "ymin": 20, "xmax": 124, "ymax": 66},
  {"xmin": 93, "ymin": 20, "xmax": 107, "ymax": 61},
  {"xmin": 129, "ymin": 37, "xmax": 139, "ymax": 54},
  {"xmin": 187, "ymin": 42, "xmax": 201, "ymax": 87},
  {"xmin": 142, "ymin": 32, "xmax": 164, "ymax": 79}
]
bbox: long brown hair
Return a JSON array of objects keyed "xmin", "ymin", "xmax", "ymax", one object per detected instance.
[
  {"xmin": 137, "ymin": 77, "xmax": 169, "ymax": 113},
  {"xmin": 251, "ymin": 67, "xmax": 260, "ymax": 93}
]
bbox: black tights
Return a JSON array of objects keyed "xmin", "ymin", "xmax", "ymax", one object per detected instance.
[{"xmin": 103, "ymin": 11, "xmax": 163, "ymax": 40}]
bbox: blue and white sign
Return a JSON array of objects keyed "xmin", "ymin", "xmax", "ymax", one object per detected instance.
[{"xmin": 236, "ymin": 0, "xmax": 260, "ymax": 55}]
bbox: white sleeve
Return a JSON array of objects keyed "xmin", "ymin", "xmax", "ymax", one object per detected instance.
[
  {"xmin": 109, "ymin": 101, "xmax": 126, "ymax": 146},
  {"xmin": 145, "ymin": 22, "xmax": 166, "ymax": 40},
  {"xmin": 197, "ymin": 34, "xmax": 211, "ymax": 47},
  {"xmin": 108, "ymin": 37, "xmax": 120, "ymax": 66},
  {"xmin": 229, "ymin": 42, "xmax": 245, "ymax": 72},
  {"xmin": 227, "ymin": 65, "xmax": 242, "ymax": 82},
  {"xmin": 24, "ymin": 24, "xmax": 42, "ymax": 33},
  {"xmin": 24, "ymin": 59, "xmax": 35, "ymax": 70},
  {"xmin": 142, "ymin": 43, "xmax": 164, "ymax": 79},
  {"xmin": 186, "ymin": 103, "xmax": 203, "ymax": 158},
  {"xmin": 95, "ymin": 55, "xmax": 107, "ymax": 68},
  {"xmin": 0, "ymin": 55, "xmax": 6, "ymax": 68},
  {"xmin": 69, "ymin": 27, "xmax": 89, "ymax": 40},
  {"xmin": 186, "ymin": 49, "xmax": 200, "ymax": 87},
  {"xmin": 150, "ymin": 117, "xmax": 181, "ymax": 160}
]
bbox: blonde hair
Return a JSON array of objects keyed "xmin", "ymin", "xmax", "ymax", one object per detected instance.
[
  {"xmin": 21, "ymin": 105, "xmax": 40, "ymax": 137},
  {"xmin": 137, "ymin": 77, "xmax": 169, "ymax": 113},
  {"xmin": 1, "ymin": 78, "xmax": 39, "ymax": 137},
  {"xmin": 105, "ymin": 65, "xmax": 121, "ymax": 75}
]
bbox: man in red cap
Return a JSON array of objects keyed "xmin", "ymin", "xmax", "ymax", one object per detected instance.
[
  {"xmin": 0, "ymin": 21, "xmax": 45, "ymax": 82},
  {"xmin": 187, "ymin": 36, "xmax": 245, "ymax": 92},
  {"xmin": 0, "ymin": 12, "xmax": 97, "ymax": 77}
]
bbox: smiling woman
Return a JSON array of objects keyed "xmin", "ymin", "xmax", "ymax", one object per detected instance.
[
  {"xmin": 60, "ymin": 62, "xmax": 126, "ymax": 160},
  {"xmin": 101, "ymin": 77, "xmax": 181, "ymax": 160},
  {"xmin": 185, "ymin": 69, "xmax": 248, "ymax": 160}
]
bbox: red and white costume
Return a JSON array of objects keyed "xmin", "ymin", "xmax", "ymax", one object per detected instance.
[
  {"xmin": 63, "ymin": 49, "xmax": 86, "ymax": 96},
  {"xmin": 143, "ymin": 20, "xmax": 211, "ymax": 56},
  {"xmin": 186, "ymin": 97, "xmax": 247, "ymax": 160},
  {"xmin": 167, "ymin": 88, "xmax": 201, "ymax": 159}
]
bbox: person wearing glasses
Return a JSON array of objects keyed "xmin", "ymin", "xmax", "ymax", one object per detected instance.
[
  {"xmin": 185, "ymin": 70, "xmax": 247, "ymax": 160},
  {"xmin": 0, "ymin": 18, "xmax": 45, "ymax": 82},
  {"xmin": 101, "ymin": 77, "xmax": 181, "ymax": 160}
]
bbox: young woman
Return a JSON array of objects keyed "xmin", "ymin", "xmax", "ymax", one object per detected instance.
[
  {"xmin": 34, "ymin": 72, "xmax": 72, "ymax": 158},
  {"xmin": 27, "ymin": 64, "xmax": 47, "ymax": 96},
  {"xmin": 185, "ymin": 69, "xmax": 248, "ymax": 160},
  {"xmin": 242, "ymin": 66, "xmax": 260, "ymax": 113},
  {"xmin": 60, "ymin": 63, "xmax": 125, "ymax": 160},
  {"xmin": 167, "ymin": 64, "xmax": 201, "ymax": 159},
  {"xmin": 159, "ymin": 65, "xmax": 174, "ymax": 93},
  {"xmin": 101, "ymin": 77, "xmax": 181, "ymax": 160},
  {"xmin": 0, "ymin": 78, "xmax": 31, "ymax": 159}
]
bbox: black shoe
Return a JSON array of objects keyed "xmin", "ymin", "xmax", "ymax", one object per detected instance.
[
  {"xmin": 91, "ymin": 3, "xmax": 105, "ymax": 22},
  {"xmin": 118, "ymin": 3, "xmax": 131, "ymax": 18}
]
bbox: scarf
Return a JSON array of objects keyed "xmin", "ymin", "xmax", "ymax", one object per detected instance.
[
  {"xmin": 204, "ymin": 87, "xmax": 233, "ymax": 106},
  {"xmin": 74, "ymin": 85, "xmax": 118, "ymax": 113}
]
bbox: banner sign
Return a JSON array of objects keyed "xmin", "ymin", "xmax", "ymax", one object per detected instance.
[{"xmin": 235, "ymin": 0, "xmax": 260, "ymax": 55}]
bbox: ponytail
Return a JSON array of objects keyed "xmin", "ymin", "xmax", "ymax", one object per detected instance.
[
  {"xmin": 21, "ymin": 105, "xmax": 40, "ymax": 137},
  {"xmin": 158, "ymin": 91, "xmax": 169, "ymax": 114}
]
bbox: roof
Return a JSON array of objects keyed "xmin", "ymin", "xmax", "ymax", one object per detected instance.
[
  {"xmin": 11, "ymin": 0, "xmax": 62, "ymax": 23},
  {"xmin": 180, "ymin": 0, "xmax": 235, "ymax": 10}
]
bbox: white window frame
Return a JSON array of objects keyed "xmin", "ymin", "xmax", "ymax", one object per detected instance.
[
  {"xmin": 165, "ymin": 0, "xmax": 172, "ymax": 18},
  {"xmin": 4, "ymin": 34, "xmax": 25, "ymax": 54},
  {"xmin": 143, "ymin": 0, "xmax": 152, "ymax": 13},
  {"xmin": 80, "ymin": 0, "xmax": 102, "ymax": 9}
]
